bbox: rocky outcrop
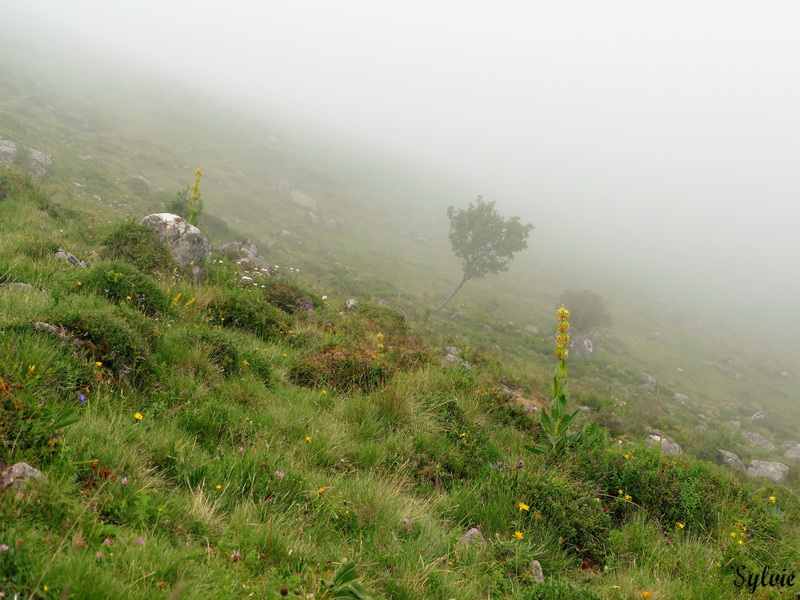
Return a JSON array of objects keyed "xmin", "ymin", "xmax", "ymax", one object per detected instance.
[
  {"xmin": 139, "ymin": 213, "xmax": 211, "ymax": 270},
  {"xmin": 219, "ymin": 239, "xmax": 258, "ymax": 260},
  {"xmin": 0, "ymin": 139, "xmax": 52, "ymax": 175},
  {"xmin": 747, "ymin": 460, "xmax": 789, "ymax": 483},
  {"xmin": 742, "ymin": 431, "xmax": 775, "ymax": 451},
  {"xmin": 783, "ymin": 444, "xmax": 800, "ymax": 461}
]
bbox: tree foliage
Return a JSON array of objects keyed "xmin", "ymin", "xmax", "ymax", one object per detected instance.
[{"xmin": 438, "ymin": 196, "xmax": 533, "ymax": 309}]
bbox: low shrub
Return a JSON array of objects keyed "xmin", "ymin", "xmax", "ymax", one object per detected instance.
[
  {"xmin": 262, "ymin": 278, "xmax": 318, "ymax": 314},
  {"xmin": 290, "ymin": 344, "xmax": 390, "ymax": 393},
  {"xmin": 81, "ymin": 260, "xmax": 167, "ymax": 315},
  {"xmin": 100, "ymin": 220, "xmax": 175, "ymax": 273},
  {"xmin": 207, "ymin": 287, "xmax": 289, "ymax": 340}
]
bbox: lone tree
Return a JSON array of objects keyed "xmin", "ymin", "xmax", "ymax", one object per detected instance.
[{"xmin": 438, "ymin": 196, "xmax": 533, "ymax": 310}]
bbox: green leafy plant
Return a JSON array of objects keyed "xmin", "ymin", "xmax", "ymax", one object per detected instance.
[{"xmin": 317, "ymin": 561, "xmax": 373, "ymax": 600}]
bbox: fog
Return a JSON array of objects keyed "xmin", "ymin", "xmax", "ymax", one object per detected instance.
[{"xmin": 6, "ymin": 1, "xmax": 800, "ymax": 352}]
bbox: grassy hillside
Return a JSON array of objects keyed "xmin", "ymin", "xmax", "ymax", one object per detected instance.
[{"xmin": 1, "ymin": 28, "xmax": 800, "ymax": 599}]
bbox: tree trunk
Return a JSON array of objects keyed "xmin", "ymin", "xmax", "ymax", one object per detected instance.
[{"xmin": 436, "ymin": 274, "xmax": 469, "ymax": 311}]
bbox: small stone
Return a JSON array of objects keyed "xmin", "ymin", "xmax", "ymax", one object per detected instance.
[
  {"xmin": 528, "ymin": 560, "xmax": 544, "ymax": 583},
  {"xmin": 0, "ymin": 462, "xmax": 48, "ymax": 492},
  {"xmin": 718, "ymin": 449, "xmax": 746, "ymax": 474},
  {"xmin": 460, "ymin": 527, "xmax": 485, "ymax": 546}
]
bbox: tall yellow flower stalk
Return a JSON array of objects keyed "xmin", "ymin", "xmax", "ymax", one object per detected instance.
[{"xmin": 188, "ymin": 167, "xmax": 202, "ymax": 226}]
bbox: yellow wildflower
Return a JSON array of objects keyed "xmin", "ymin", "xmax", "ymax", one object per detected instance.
[
  {"xmin": 317, "ymin": 487, "xmax": 325, "ymax": 495},
  {"xmin": 676, "ymin": 522, "xmax": 685, "ymax": 529},
  {"xmin": 770, "ymin": 496, "xmax": 776, "ymax": 503},
  {"xmin": 518, "ymin": 502, "xmax": 530, "ymax": 511},
  {"xmin": 305, "ymin": 436, "xmax": 311, "ymax": 443},
  {"xmin": 216, "ymin": 485, "xmax": 222, "ymax": 490},
  {"xmin": 134, "ymin": 412, "xmax": 143, "ymax": 421},
  {"xmin": 514, "ymin": 531, "xmax": 523, "ymax": 539},
  {"xmin": 242, "ymin": 360, "xmax": 249, "ymax": 366},
  {"xmin": 95, "ymin": 361, "xmax": 102, "ymax": 367}
]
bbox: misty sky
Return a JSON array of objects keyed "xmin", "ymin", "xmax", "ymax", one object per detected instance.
[{"xmin": 7, "ymin": 0, "xmax": 800, "ymax": 340}]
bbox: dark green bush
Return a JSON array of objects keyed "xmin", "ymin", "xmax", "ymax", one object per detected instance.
[
  {"xmin": 262, "ymin": 279, "xmax": 318, "ymax": 314},
  {"xmin": 577, "ymin": 446, "xmax": 730, "ymax": 531},
  {"xmin": 557, "ymin": 290, "xmax": 612, "ymax": 331},
  {"xmin": 206, "ymin": 287, "xmax": 288, "ymax": 340},
  {"xmin": 100, "ymin": 220, "xmax": 175, "ymax": 273},
  {"xmin": 290, "ymin": 344, "xmax": 390, "ymax": 393},
  {"xmin": 81, "ymin": 260, "xmax": 167, "ymax": 315}
]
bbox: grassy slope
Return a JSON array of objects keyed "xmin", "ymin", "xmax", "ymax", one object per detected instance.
[{"xmin": 1, "ymin": 32, "xmax": 799, "ymax": 600}]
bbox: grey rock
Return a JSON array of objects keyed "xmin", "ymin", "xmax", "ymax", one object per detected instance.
[
  {"xmin": 1, "ymin": 462, "xmax": 48, "ymax": 492},
  {"xmin": 345, "ymin": 299, "xmax": 359, "ymax": 311},
  {"xmin": 450, "ymin": 310, "xmax": 464, "ymax": 320},
  {"xmin": 641, "ymin": 373, "xmax": 657, "ymax": 391},
  {"xmin": 0, "ymin": 282, "xmax": 40, "ymax": 292},
  {"xmin": 483, "ymin": 325, "xmax": 493, "ymax": 332},
  {"xmin": 235, "ymin": 256, "xmax": 272, "ymax": 273},
  {"xmin": 567, "ymin": 331, "xmax": 594, "ymax": 359},
  {"xmin": 525, "ymin": 325, "xmax": 540, "ymax": 335},
  {"xmin": 742, "ymin": 431, "xmax": 775, "ymax": 451},
  {"xmin": 528, "ymin": 560, "xmax": 544, "ymax": 583},
  {"xmin": 718, "ymin": 449, "xmax": 746, "ymax": 474},
  {"xmin": 139, "ymin": 213, "xmax": 211, "ymax": 270},
  {"xmin": 307, "ymin": 211, "xmax": 320, "ymax": 224},
  {"xmin": 130, "ymin": 175, "xmax": 155, "ymax": 193},
  {"xmin": 645, "ymin": 434, "xmax": 682, "ymax": 456},
  {"xmin": 0, "ymin": 139, "xmax": 17, "ymax": 162},
  {"xmin": 747, "ymin": 460, "xmax": 789, "ymax": 483},
  {"xmin": 219, "ymin": 239, "xmax": 258, "ymax": 259},
  {"xmin": 54, "ymin": 249, "xmax": 89, "ymax": 268},
  {"xmin": 323, "ymin": 218, "xmax": 344, "ymax": 230},
  {"xmin": 751, "ymin": 410, "xmax": 767, "ymax": 420},
  {"xmin": 290, "ymin": 190, "xmax": 316, "ymax": 211},
  {"xmin": 460, "ymin": 527, "xmax": 486, "ymax": 546},
  {"xmin": 279, "ymin": 230, "xmax": 292, "ymax": 239},
  {"xmin": 673, "ymin": 393, "xmax": 690, "ymax": 402},
  {"xmin": 443, "ymin": 347, "xmax": 471, "ymax": 370}
]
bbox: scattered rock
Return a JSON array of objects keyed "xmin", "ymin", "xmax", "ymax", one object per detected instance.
[
  {"xmin": 751, "ymin": 410, "xmax": 767, "ymax": 420},
  {"xmin": 460, "ymin": 527, "xmax": 486, "ymax": 546},
  {"xmin": 645, "ymin": 434, "xmax": 682, "ymax": 456},
  {"xmin": 139, "ymin": 213, "xmax": 211, "ymax": 270},
  {"xmin": 450, "ymin": 310, "xmax": 464, "ymax": 320},
  {"xmin": 235, "ymin": 256, "xmax": 272, "ymax": 273},
  {"xmin": 0, "ymin": 139, "xmax": 53, "ymax": 176},
  {"xmin": 307, "ymin": 212, "xmax": 320, "ymax": 224},
  {"xmin": 0, "ymin": 282, "xmax": 40, "ymax": 293},
  {"xmin": 728, "ymin": 420, "xmax": 741, "ymax": 428},
  {"xmin": 345, "ymin": 299, "xmax": 358, "ymax": 311},
  {"xmin": 673, "ymin": 393, "xmax": 690, "ymax": 402},
  {"xmin": 0, "ymin": 139, "xmax": 16, "ymax": 162},
  {"xmin": 279, "ymin": 230, "xmax": 292, "ymax": 239},
  {"xmin": 747, "ymin": 460, "xmax": 789, "ymax": 483},
  {"xmin": 742, "ymin": 431, "xmax": 775, "ymax": 451},
  {"xmin": 1, "ymin": 462, "xmax": 48, "ymax": 492},
  {"xmin": 641, "ymin": 373, "xmax": 657, "ymax": 391},
  {"xmin": 718, "ymin": 449, "xmax": 746, "ymax": 474},
  {"xmin": 528, "ymin": 560, "xmax": 544, "ymax": 583},
  {"xmin": 54, "ymin": 249, "xmax": 89, "ymax": 268},
  {"xmin": 524, "ymin": 325, "xmax": 540, "ymax": 335}
]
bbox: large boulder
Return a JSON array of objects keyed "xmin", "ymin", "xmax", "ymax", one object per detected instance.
[
  {"xmin": 783, "ymin": 444, "xmax": 800, "ymax": 461},
  {"xmin": 747, "ymin": 460, "xmax": 789, "ymax": 483},
  {"xmin": 139, "ymin": 213, "xmax": 211, "ymax": 269},
  {"xmin": 718, "ymin": 449, "xmax": 746, "ymax": 474},
  {"xmin": 219, "ymin": 239, "xmax": 258, "ymax": 260}
]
